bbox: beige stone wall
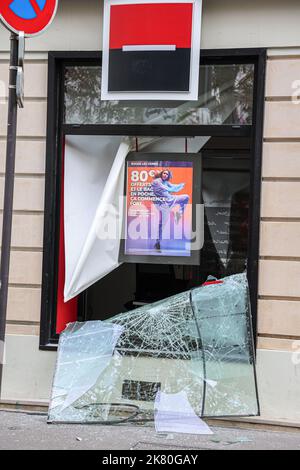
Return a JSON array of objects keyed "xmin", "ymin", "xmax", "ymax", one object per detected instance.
[
  {"xmin": 0, "ymin": 59, "xmax": 46, "ymax": 337},
  {"xmin": 258, "ymin": 51, "xmax": 300, "ymax": 352},
  {"xmin": 0, "ymin": 52, "xmax": 54, "ymax": 404}
]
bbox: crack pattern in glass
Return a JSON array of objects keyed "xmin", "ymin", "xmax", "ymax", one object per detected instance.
[{"xmin": 48, "ymin": 273, "xmax": 259, "ymax": 424}]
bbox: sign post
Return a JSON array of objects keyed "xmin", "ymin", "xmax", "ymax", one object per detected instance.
[
  {"xmin": 0, "ymin": 0, "xmax": 58, "ymax": 393},
  {"xmin": 0, "ymin": 34, "xmax": 19, "ymax": 392}
]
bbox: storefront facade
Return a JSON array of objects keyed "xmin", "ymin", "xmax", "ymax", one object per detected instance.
[{"xmin": 0, "ymin": 0, "xmax": 300, "ymax": 425}]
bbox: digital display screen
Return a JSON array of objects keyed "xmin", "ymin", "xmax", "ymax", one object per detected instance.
[{"xmin": 120, "ymin": 153, "xmax": 202, "ymax": 265}]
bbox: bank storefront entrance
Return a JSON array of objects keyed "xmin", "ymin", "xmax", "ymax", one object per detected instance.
[{"xmin": 34, "ymin": 48, "xmax": 265, "ymax": 422}]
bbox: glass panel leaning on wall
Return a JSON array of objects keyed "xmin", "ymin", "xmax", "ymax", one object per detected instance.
[
  {"xmin": 48, "ymin": 272, "xmax": 259, "ymax": 424},
  {"xmin": 64, "ymin": 64, "xmax": 254, "ymax": 126}
]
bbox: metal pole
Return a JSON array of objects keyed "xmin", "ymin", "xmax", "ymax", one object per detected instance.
[{"xmin": 0, "ymin": 34, "xmax": 19, "ymax": 394}]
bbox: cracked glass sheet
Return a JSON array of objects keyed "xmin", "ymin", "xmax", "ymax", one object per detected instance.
[
  {"xmin": 48, "ymin": 272, "xmax": 259, "ymax": 424},
  {"xmin": 191, "ymin": 273, "xmax": 258, "ymax": 416}
]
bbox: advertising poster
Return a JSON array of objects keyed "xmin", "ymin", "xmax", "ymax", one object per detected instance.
[{"xmin": 120, "ymin": 153, "xmax": 202, "ymax": 264}]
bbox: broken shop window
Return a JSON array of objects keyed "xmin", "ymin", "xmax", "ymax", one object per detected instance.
[{"xmin": 48, "ymin": 272, "xmax": 259, "ymax": 425}]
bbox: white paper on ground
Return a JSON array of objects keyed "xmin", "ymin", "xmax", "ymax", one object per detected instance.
[{"xmin": 154, "ymin": 390, "xmax": 214, "ymax": 435}]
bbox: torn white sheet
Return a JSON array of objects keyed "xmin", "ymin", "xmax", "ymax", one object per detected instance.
[
  {"xmin": 64, "ymin": 136, "xmax": 130, "ymax": 301},
  {"xmin": 154, "ymin": 390, "xmax": 213, "ymax": 435}
]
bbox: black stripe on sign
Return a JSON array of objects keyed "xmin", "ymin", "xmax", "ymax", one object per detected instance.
[{"xmin": 108, "ymin": 49, "xmax": 191, "ymax": 92}]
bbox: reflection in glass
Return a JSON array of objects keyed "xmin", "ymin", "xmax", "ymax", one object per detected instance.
[
  {"xmin": 64, "ymin": 64, "xmax": 254, "ymax": 126},
  {"xmin": 198, "ymin": 153, "xmax": 251, "ymax": 283}
]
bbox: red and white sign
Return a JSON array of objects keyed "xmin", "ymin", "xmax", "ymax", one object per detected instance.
[
  {"xmin": 101, "ymin": 0, "xmax": 202, "ymax": 101},
  {"xmin": 0, "ymin": 0, "xmax": 58, "ymax": 37}
]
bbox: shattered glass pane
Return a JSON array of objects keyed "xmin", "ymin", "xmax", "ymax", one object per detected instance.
[{"xmin": 48, "ymin": 273, "xmax": 259, "ymax": 424}]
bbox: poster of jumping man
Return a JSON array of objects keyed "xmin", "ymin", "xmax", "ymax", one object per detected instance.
[{"xmin": 120, "ymin": 153, "xmax": 202, "ymax": 265}]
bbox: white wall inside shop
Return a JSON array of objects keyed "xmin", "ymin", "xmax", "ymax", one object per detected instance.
[{"xmin": 1, "ymin": 0, "xmax": 300, "ymax": 53}]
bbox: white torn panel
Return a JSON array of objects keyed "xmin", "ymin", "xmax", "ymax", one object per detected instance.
[
  {"xmin": 64, "ymin": 136, "xmax": 130, "ymax": 301},
  {"xmin": 154, "ymin": 390, "xmax": 213, "ymax": 435}
]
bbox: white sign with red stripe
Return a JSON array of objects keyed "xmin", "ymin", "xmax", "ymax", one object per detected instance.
[{"xmin": 101, "ymin": 0, "xmax": 202, "ymax": 101}]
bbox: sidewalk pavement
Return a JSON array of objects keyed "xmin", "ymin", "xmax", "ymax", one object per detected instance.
[{"xmin": 0, "ymin": 410, "xmax": 299, "ymax": 450}]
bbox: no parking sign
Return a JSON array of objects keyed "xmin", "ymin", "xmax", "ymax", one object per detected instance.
[{"xmin": 0, "ymin": 0, "xmax": 58, "ymax": 37}]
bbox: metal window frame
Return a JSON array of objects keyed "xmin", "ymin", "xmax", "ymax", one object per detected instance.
[{"xmin": 39, "ymin": 48, "xmax": 266, "ymax": 350}]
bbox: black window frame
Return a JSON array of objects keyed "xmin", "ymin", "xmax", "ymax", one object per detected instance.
[{"xmin": 39, "ymin": 48, "xmax": 266, "ymax": 350}]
